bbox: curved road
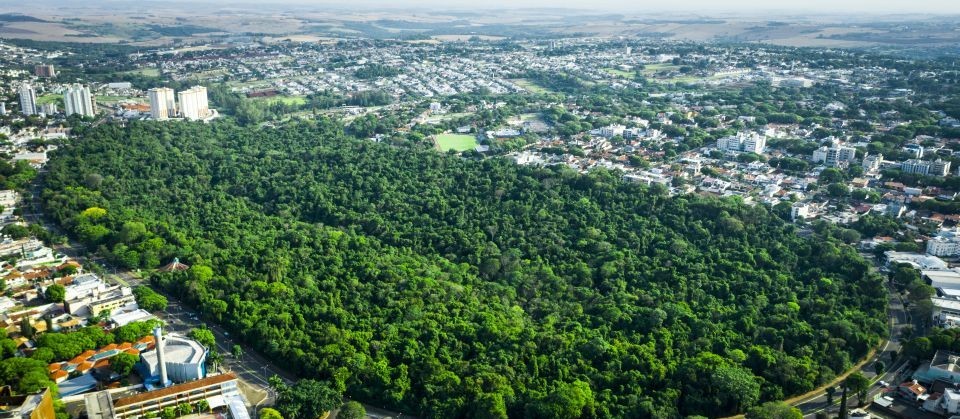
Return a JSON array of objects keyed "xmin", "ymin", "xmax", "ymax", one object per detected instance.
[{"xmin": 794, "ymin": 260, "xmax": 910, "ymax": 418}]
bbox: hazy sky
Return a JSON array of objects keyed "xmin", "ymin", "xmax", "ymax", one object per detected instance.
[{"xmin": 205, "ymin": 0, "xmax": 960, "ymax": 14}]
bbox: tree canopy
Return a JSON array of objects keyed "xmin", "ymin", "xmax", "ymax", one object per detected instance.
[{"xmin": 41, "ymin": 120, "xmax": 887, "ymax": 417}]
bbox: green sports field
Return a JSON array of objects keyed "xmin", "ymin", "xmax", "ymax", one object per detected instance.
[{"xmin": 434, "ymin": 134, "xmax": 477, "ymax": 152}]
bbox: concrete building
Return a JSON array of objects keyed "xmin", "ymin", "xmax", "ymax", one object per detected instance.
[
  {"xmin": 63, "ymin": 84, "xmax": 95, "ymax": 117},
  {"xmin": 933, "ymin": 298, "xmax": 960, "ymax": 327},
  {"xmin": 1, "ymin": 102, "xmax": 7, "ymax": 116},
  {"xmin": 914, "ymin": 350, "xmax": 960, "ymax": 385},
  {"xmin": 0, "ymin": 387, "xmax": 55, "ymax": 419},
  {"xmin": 928, "ymin": 228, "xmax": 960, "ymax": 257},
  {"xmin": 137, "ymin": 328, "xmax": 207, "ymax": 387},
  {"xmin": 148, "ymin": 87, "xmax": 176, "ymax": 120},
  {"xmin": 39, "ymin": 103, "xmax": 57, "ymax": 116},
  {"xmin": 18, "ymin": 84, "xmax": 37, "ymax": 116},
  {"xmin": 62, "ymin": 274, "xmax": 107, "ymax": 302},
  {"xmin": 901, "ymin": 159, "xmax": 951, "ymax": 176},
  {"xmin": 812, "ymin": 145, "xmax": 857, "ymax": 167},
  {"xmin": 103, "ymin": 372, "xmax": 249, "ymax": 419},
  {"xmin": 863, "ymin": 153, "xmax": 883, "ymax": 173},
  {"xmin": 34, "ymin": 64, "xmax": 56, "ymax": 78},
  {"xmin": 64, "ymin": 285, "xmax": 135, "ymax": 317},
  {"xmin": 177, "ymin": 86, "xmax": 209, "ymax": 121},
  {"xmin": 717, "ymin": 132, "xmax": 766, "ymax": 154}
]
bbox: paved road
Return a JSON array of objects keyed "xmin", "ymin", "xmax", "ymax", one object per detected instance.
[{"xmin": 795, "ymin": 257, "xmax": 910, "ymax": 418}]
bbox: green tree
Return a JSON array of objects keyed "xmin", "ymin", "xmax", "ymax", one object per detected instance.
[
  {"xmin": 259, "ymin": 408, "xmax": 284, "ymax": 419},
  {"xmin": 188, "ymin": 328, "xmax": 216, "ymax": 350},
  {"xmin": 45, "ymin": 284, "xmax": 66, "ymax": 303},
  {"xmin": 745, "ymin": 401, "xmax": 802, "ymax": 419},
  {"xmin": 110, "ymin": 352, "xmax": 138, "ymax": 376},
  {"xmin": 274, "ymin": 379, "xmax": 342, "ymax": 419},
  {"xmin": 844, "ymin": 372, "xmax": 870, "ymax": 406},
  {"xmin": 133, "ymin": 286, "xmax": 168, "ymax": 312},
  {"xmin": 19, "ymin": 317, "xmax": 34, "ymax": 339},
  {"xmin": 232, "ymin": 344, "xmax": 244, "ymax": 359},
  {"xmin": 338, "ymin": 401, "xmax": 365, "ymax": 419},
  {"xmin": 161, "ymin": 406, "xmax": 176, "ymax": 419},
  {"xmin": 196, "ymin": 399, "xmax": 210, "ymax": 413}
]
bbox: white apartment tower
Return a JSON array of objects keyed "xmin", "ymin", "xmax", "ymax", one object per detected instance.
[
  {"xmin": 148, "ymin": 87, "xmax": 176, "ymax": 120},
  {"xmin": 63, "ymin": 84, "xmax": 95, "ymax": 117},
  {"xmin": 178, "ymin": 86, "xmax": 209, "ymax": 121},
  {"xmin": 18, "ymin": 84, "xmax": 37, "ymax": 116}
]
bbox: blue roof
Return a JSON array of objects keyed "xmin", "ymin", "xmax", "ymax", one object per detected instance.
[{"xmin": 59, "ymin": 373, "xmax": 98, "ymax": 397}]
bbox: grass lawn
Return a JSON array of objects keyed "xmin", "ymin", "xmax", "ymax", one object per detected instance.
[
  {"xmin": 509, "ymin": 78, "xmax": 551, "ymax": 94},
  {"xmin": 434, "ymin": 133, "xmax": 478, "ymax": 152},
  {"xmin": 642, "ymin": 63, "xmax": 682, "ymax": 75},
  {"xmin": 603, "ymin": 68, "xmax": 635, "ymax": 78},
  {"xmin": 253, "ymin": 95, "xmax": 308, "ymax": 106},
  {"xmin": 36, "ymin": 94, "xmax": 61, "ymax": 105},
  {"xmin": 96, "ymin": 95, "xmax": 142, "ymax": 103},
  {"xmin": 123, "ymin": 67, "xmax": 160, "ymax": 77}
]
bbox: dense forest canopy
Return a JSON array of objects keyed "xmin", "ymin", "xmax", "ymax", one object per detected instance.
[{"xmin": 42, "ymin": 120, "xmax": 886, "ymax": 418}]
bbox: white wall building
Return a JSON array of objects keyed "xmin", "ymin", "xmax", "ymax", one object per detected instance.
[
  {"xmin": 928, "ymin": 228, "xmax": 960, "ymax": 257},
  {"xmin": 18, "ymin": 84, "xmax": 37, "ymax": 116},
  {"xmin": 148, "ymin": 87, "xmax": 176, "ymax": 120},
  {"xmin": 178, "ymin": 86, "xmax": 210, "ymax": 121},
  {"xmin": 717, "ymin": 132, "xmax": 766, "ymax": 154},
  {"xmin": 63, "ymin": 84, "xmax": 95, "ymax": 117},
  {"xmin": 812, "ymin": 145, "xmax": 857, "ymax": 167}
]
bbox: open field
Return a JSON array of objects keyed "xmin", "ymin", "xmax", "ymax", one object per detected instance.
[
  {"xmin": 252, "ymin": 96, "xmax": 308, "ymax": 106},
  {"xmin": 36, "ymin": 94, "xmax": 61, "ymax": 105},
  {"xmin": 509, "ymin": 78, "xmax": 551, "ymax": 94},
  {"xmin": 603, "ymin": 68, "xmax": 635, "ymax": 78},
  {"xmin": 434, "ymin": 133, "xmax": 477, "ymax": 152},
  {"xmin": 424, "ymin": 112, "xmax": 473, "ymax": 124},
  {"xmin": 123, "ymin": 68, "xmax": 160, "ymax": 77}
]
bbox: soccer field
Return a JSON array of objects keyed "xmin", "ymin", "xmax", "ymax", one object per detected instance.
[{"xmin": 434, "ymin": 134, "xmax": 477, "ymax": 152}]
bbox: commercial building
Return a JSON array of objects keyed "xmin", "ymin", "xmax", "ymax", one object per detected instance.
[
  {"xmin": 148, "ymin": 87, "xmax": 176, "ymax": 120},
  {"xmin": 0, "ymin": 387, "xmax": 55, "ymax": 419},
  {"xmin": 914, "ymin": 350, "xmax": 960, "ymax": 385},
  {"xmin": 933, "ymin": 298, "xmax": 960, "ymax": 327},
  {"xmin": 63, "ymin": 84, "xmax": 95, "ymax": 117},
  {"xmin": 137, "ymin": 328, "xmax": 207, "ymax": 387},
  {"xmin": 34, "ymin": 64, "xmax": 56, "ymax": 78},
  {"xmin": 177, "ymin": 86, "xmax": 210, "ymax": 121},
  {"xmin": 18, "ymin": 84, "xmax": 37, "ymax": 116},
  {"xmin": 812, "ymin": 145, "xmax": 857, "ymax": 167},
  {"xmin": 99, "ymin": 372, "xmax": 249, "ymax": 419},
  {"xmin": 928, "ymin": 228, "xmax": 960, "ymax": 257},
  {"xmin": 65, "ymin": 285, "xmax": 135, "ymax": 317},
  {"xmin": 716, "ymin": 132, "xmax": 766, "ymax": 154}
]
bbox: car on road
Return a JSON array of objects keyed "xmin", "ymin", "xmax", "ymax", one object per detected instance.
[{"xmin": 879, "ymin": 380, "xmax": 889, "ymax": 387}]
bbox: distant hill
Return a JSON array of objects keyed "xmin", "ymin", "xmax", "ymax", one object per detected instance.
[{"xmin": 0, "ymin": 14, "xmax": 47, "ymax": 23}]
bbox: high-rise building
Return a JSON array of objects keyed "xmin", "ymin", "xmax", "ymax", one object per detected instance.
[
  {"xmin": 34, "ymin": 64, "xmax": 56, "ymax": 78},
  {"xmin": 862, "ymin": 153, "xmax": 883, "ymax": 173},
  {"xmin": 63, "ymin": 84, "xmax": 95, "ymax": 117},
  {"xmin": 0, "ymin": 102, "xmax": 6, "ymax": 116},
  {"xmin": 177, "ymin": 86, "xmax": 209, "ymax": 121},
  {"xmin": 40, "ymin": 103, "xmax": 57, "ymax": 115},
  {"xmin": 812, "ymin": 145, "xmax": 857, "ymax": 167},
  {"xmin": 148, "ymin": 87, "xmax": 176, "ymax": 120},
  {"xmin": 19, "ymin": 84, "xmax": 37, "ymax": 116}
]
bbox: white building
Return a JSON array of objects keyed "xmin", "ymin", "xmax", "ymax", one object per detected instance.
[
  {"xmin": 18, "ymin": 84, "xmax": 37, "ymax": 116},
  {"xmin": 63, "ymin": 84, "xmax": 95, "ymax": 117},
  {"xmin": 812, "ymin": 145, "xmax": 857, "ymax": 167},
  {"xmin": 177, "ymin": 86, "xmax": 210, "ymax": 121},
  {"xmin": 717, "ymin": 132, "xmax": 766, "ymax": 154},
  {"xmin": 148, "ymin": 87, "xmax": 177, "ymax": 120},
  {"xmin": 928, "ymin": 228, "xmax": 960, "ymax": 257},
  {"xmin": 900, "ymin": 159, "xmax": 950, "ymax": 176},
  {"xmin": 862, "ymin": 153, "xmax": 883, "ymax": 173}
]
